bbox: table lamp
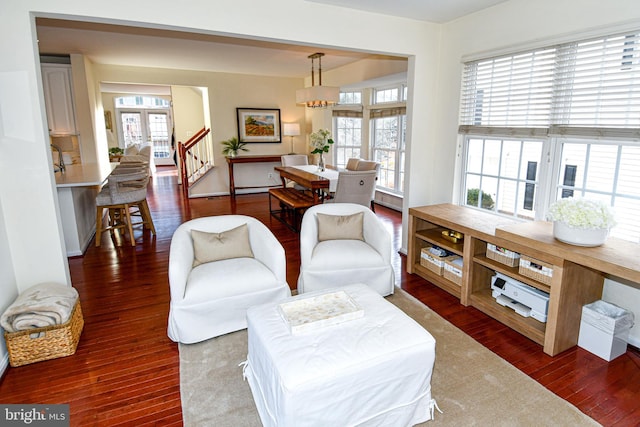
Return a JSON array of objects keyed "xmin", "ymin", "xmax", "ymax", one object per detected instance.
[{"xmin": 283, "ymin": 123, "xmax": 301, "ymax": 154}]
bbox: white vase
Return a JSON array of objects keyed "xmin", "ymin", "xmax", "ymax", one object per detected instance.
[{"xmin": 553, "ymin": 221, "xmax": 609, "ymax": 247}]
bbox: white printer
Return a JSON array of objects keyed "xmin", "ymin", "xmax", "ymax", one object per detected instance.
[{"xmin": 490, "ymin": 273, "xmax": 550, "ymax": 323}]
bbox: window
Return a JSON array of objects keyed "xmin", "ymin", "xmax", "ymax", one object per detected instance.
[
  {"xmin": 333, "ymin": 91, "xmax": 364, "ymax": 168},
  {"xmin": 371, "ymin": 108, "xmax": 406, "ymax": 193},
  {"xmin": 333, "ymin": 89, "xmax": 364, "ymax": 169},
  {"xmin": 334, "ymin": 116, "xmax": 362, "ymax": 168},
  {"xmin": 333, "ymin": 85, "xmax": 407, "ymax": 195},
  {"xmin": 374, "ymin": 84, "xmax": 407, "ymax": 103},
  {"xmin": 339, "ymin": 91, "xmax": 362, "ymax": 105},
  {"xmin": 464, "ymin": 137, "xmax": 544, "ymax": 220},
  {"xmin": 115, "ymin": 95, "xmax": 170, "ymax": 108},
  {"xmin": 554, "ymin": 140, "xmax": 640, "ymax": 241},
  {"xmin": 374, "ymin": 87, "xmax": 399, "ymax": 103},
  {"xmin": 459, "ymin": 29, "xmax": 640, "ymax": 242}
]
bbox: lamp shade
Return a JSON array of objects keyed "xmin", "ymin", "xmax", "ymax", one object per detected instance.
[
  {"xmin": 296, "ymin": 86, "xmax": 340, "ymax": 108},
  {"xmin": 283, "ymin": 123, "xmax": 301, "ymax": 136}
]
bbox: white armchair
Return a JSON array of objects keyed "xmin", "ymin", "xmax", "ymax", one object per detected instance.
[
  {"xmin": 297, "ymin": 203, "xmax": 395, "ymax": 296},
  {"xmin": 168, "ymin": 215, "xmax": 291, "ymax": 343}
]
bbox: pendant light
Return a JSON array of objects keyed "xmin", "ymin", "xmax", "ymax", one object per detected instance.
[{"xmin": 296, "ymin": 53, "xmax": 340, "ymax": 108}]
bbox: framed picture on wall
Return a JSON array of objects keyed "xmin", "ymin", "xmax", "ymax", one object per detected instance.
[{"xmin": 236, "ymin": 108, "xmax": 281, "ymax": 143}]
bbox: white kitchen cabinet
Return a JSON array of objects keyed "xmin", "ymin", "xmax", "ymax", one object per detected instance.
[{"xmin": 41, "ymin": 64, "xmax": 77, "ymax": 135}]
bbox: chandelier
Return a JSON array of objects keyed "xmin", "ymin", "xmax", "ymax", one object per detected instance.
[{"xmin": 296, "ymin": 53, "xmax": 340, "ymax": 109}]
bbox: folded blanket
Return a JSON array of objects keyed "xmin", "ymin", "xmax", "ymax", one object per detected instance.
[{"xmin": 1, "ymin": 283, "xmax": 78, "ymax": 333}]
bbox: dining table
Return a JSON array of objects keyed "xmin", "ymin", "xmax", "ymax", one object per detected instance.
[{"xmin": 274, "ymin": 164, "xmax": 339, "ymax": 204}]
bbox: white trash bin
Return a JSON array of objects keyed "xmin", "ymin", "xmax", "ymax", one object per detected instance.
[{"xmin": 577, "ymin": 300, "xmax": 634, "ymax": 361}]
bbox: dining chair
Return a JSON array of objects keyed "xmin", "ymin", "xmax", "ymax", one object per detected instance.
[
  {"xmin": 345, "ymin": 158, "xmax": 360, "ymax": 170},
  {"xmin": 281, "ymin": 154, "xmax": 308, "ymax": 167},
  {"xmin": 330, "ymin": 170, "xmax": 377, "ymax": 208},
  {"xmin": 354, "ymin": 160, "xmax": 380, "ymax": 211},
  {"xmin": 281, "ymin": 154, "xmax": 309, "ymax": 191}
]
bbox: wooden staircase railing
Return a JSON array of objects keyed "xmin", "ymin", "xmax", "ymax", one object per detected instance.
[{"xmin": 178, "ymin": 127, "xmax": 214, "ymax": 198}]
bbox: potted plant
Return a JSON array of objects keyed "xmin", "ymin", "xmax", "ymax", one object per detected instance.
[
  {"xmin": 546, "ymin": 197, "xmax": 616, "ymax": 247},
  {"xmin": 309, "ymin": 129, "xmax": 334, "ymax": 171},
  {"xmin": 109, "ymin": 147, "xmax": 124, "ymax": 160},
  {"xmin": 221, "ymin": 137, "xmax": 248, "ymax": 158}
]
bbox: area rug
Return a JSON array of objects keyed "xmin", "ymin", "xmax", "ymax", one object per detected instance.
[{"xmin": 179, "ymin": 289, "xmax": 600, "ymax": 426}]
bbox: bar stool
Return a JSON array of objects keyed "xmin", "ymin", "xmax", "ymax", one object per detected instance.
[{"xmin": 95, "ymin": 169, "xmax": 156, "ymax": 247}]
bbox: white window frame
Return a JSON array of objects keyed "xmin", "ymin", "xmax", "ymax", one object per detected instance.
[
  {"xmin": 333, "ymin": 116, "xmax": 363, "ymax": 169},
  {"xmin": 339, "ymin": 91, "xmax": 362, "ymax": 105},
  {"xmin": 371, "ymin": 113, "xmax": 406, "ymax": 194}
]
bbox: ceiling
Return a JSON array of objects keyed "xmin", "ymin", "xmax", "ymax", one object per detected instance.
[
  {"xmin": 307, "ymin": 0, "xmax": 508, "ymax": 23},
  {"xmin": 36, "ymin": 19, "xmax": 376, "ymax": 78},
  {"xmin": 36, "ymin": 1, "xmax": 507, "ymax": 80}
]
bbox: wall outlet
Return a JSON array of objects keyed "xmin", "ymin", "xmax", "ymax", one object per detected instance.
[{"xmin": 268, "ymin": 172, "xmax": 274, "ymax": 179}]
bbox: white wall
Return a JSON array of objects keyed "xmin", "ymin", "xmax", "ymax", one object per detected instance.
[
  {"xmin": 171, "ymin": 85, "xmax": 205, "ymax": 152},
  {"xmin": 0, "ymin": 198, "xmax": 18, "ymax": 374},
  {"xmin": 603, "ymin": 279, "xmax": 640, "ymax": 348}
]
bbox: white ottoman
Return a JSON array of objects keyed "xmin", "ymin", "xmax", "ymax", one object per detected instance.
[{"xmin": 244, "ymin": 283, "xmax": 437, "ymax": 427}]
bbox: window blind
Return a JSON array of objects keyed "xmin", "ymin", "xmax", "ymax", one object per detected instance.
[
  {"xmin": 551, "ymin": 32, "xmax": 640, "ymax": 138},
  {"xmin": 460, "ymin": 29, "xmax": 640, "ymax": 139},
  {"xmin": 459, "ymin": 48, "xmax": 556, "ymax": 133},
  {"xmin": 370, "ymin": 106, "xmax": 406, "ymax": 118},
  {"xmin": 332, "ymin": 107, "xmax": 363, "ymax": 118}
]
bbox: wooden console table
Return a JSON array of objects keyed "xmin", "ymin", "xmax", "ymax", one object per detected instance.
[
  {"xmin": 226, "ymin": 155, "xmax": 282, "ymax": 197},
  {"xmin": 408, "ymin": 203, "xmax": 639, "ymax": 356}
]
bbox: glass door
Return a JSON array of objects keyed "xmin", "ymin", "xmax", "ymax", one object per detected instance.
[
  {"xmin": 120, "ymin": 112, "xmax": 144, "ymax": 146},
  {"xmin": 147, "ymin": 112, "xmax": 172, "ymax": 165},
  {"xmin": 118, "ymin": 109, "xmax": 173, "ymax": 166}
]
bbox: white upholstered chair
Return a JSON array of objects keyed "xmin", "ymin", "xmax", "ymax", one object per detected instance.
[
  {"xmin": 331, "ymin": 170, "xmax": 378, "ymax": 208},
  {"xmin": 281, "ymin": 154, "xmax": 309, "ymax": 191},
  {"xmin": 168, "ymin": 215, "xmax": 291, "ymax": 343},
  {"xmin": 281, "ymin": 154, "xmax": 308, "ymax": 167},
  {"xmin": 354, "ymin": 160, "xmax": 380, "ymax": 210},
  {"xmin": 345, "ymin": 157, "xmax": 360, "ymax": 170},
  {"xmin": 297, "ymin": 203, "xmax": 395, "ymax": 296}
]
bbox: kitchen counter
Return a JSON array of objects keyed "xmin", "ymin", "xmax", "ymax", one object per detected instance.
[
  {"xmin": 55, "ymin": 163, "xmax": 116, "ymax": 187},
  {"xmin": 55, "ymin": 163, "xmax": 116, "ymax": 256}
]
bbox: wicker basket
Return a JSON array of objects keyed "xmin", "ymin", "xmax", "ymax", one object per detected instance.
[
  {"xmin": 443, "ymin": 256, "xmax": 463, "ymax": 285},
  {"xmin": 486, "ymin": 243, "xmax": 520, "ymax": 267},
  {"xmin": 4, "ymin": 301, "xmax": 84, "ymax": 367},
  {"xmin": 518, "ymin": 255, "xmax": 553, "ymax": 285},
  {"xmin": 420, "ymin": 247, "xmax": 456, "ymax": 275}
]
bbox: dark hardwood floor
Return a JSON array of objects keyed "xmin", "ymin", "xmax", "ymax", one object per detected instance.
[{"xmin": 1, "ymin": 166, "xmax": 638, "ymax": 426}]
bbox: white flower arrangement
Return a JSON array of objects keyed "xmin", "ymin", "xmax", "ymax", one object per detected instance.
[
  {"xmin": 309, "ymin": 129, "xmax": 334, "ymax": 154},
  {"xmin": 547, "ymin": 198, "xmax": 616, "ymax": 230}
]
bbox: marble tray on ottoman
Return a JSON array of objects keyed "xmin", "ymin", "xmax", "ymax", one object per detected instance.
[{"xmin": 277, "ymin": 290, "xmax": 363, "ymax": 335}]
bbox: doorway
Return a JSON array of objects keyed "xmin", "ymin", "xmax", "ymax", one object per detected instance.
[{"xmin": 114, "ymin": 95, "xmax": 174, "ymax": 166}]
